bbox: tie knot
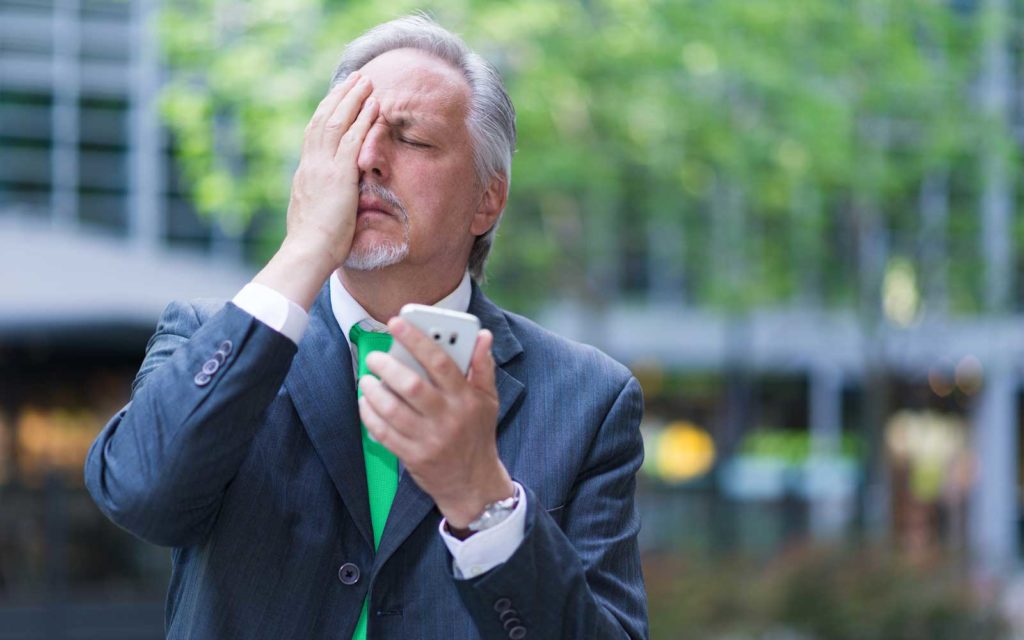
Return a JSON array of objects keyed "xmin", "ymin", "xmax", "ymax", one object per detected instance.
[{"xmin": 349, "ymin": 323, "xmax": 393, "ymax": 363}]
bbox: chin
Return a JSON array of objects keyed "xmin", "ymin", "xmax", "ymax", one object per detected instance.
[{"xmin": 344, "ymin": 240, "xmax": 409, "ymax": 271}]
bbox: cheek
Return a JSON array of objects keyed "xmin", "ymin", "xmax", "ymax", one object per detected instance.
[
  {"xmin": 391, "ymin": 148, "xmax": 482, "ymax": 243},
  {"xmin": 400, "ymin": 158, "xmax": 478, "ymax": 213}
]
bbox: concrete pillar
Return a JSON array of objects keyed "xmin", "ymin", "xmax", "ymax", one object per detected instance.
[
  {"xmin": 646, "ymin": 206, "xmax": 685, "ymax": 305},
  {"xmin": 51, "ymin": 0, "xmax": 80, "ymax": 229},
  {"xmin": 969, "ymin": 363, "xmax": 1018, "ymax": 575},
  {"xmin": 919, "ymin": 170, "xmax": 949, "ymax": 315},
  {"xmin": 808, "ymin": 364, "xmax": 852, "ymax": 538},
  {"xmin": 129, "ymin": 0, "xmax": 165, "ymax": 251},
  {"xmin": 979, "ymin": 0, "xmax": 1013, "ymax": 312}
]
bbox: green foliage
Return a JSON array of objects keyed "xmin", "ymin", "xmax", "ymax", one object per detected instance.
[
  {"xmin": 645, "ymin": 546, "xmax": 1007, "ymax": 639},
  {"xmin": 739, "ymin": 429, "xmax": 862, "ymax": 463},
  {"xmin": 159, "ymin": 0, "xmax": 1007, "ymax": 312}
]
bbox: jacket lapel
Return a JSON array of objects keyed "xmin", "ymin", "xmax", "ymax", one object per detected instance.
[
  {"xmin": 374, "ymin": 283, "xmax": 525, "ymax": 571},
  {"xmin": 285, "ymin": 284, "xmax": 374, "ymax": 549}
]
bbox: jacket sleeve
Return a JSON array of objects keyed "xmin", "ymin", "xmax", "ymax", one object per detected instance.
[
  {"xmin": 455, "ymin": 376, "xmax": 648, "ymax": 639},
  {"xmin": 84, "ymin": 300, "xmax": 298, "ymax": 547}
]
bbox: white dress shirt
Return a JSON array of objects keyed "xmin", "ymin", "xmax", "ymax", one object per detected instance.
[{"xmin": 231, "ymin": 272, "xmax": 525, "ymax": 579}]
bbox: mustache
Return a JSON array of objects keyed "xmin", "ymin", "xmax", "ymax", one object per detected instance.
[{"xmin": 359, "ymin": 182, "xmax": 408, "ymax": 222}]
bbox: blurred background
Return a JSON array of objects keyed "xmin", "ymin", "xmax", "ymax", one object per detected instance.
[{"xmin": 1, "ymin": 0, "xmax": 1023, "ymax": 637}]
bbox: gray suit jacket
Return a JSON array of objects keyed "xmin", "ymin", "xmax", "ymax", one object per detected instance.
[{"xmin": 85, "ymin": 282, "xmax": 648, "ymax": 639}]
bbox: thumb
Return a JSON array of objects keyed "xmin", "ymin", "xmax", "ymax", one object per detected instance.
[{"xmin": 467, "ymin": 329, "xmax": 496, "ymax": 391}]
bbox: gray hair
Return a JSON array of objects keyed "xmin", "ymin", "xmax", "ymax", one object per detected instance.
[{"xmin": 331, "ymin": 14, "xmax": 516, "ymax": 282}]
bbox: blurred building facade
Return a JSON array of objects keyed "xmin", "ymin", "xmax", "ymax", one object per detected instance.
[{"xmin": 0, "ymin": 0, "xmax": 253, "ymax": 637}]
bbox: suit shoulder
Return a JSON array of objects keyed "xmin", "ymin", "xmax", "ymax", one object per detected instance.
[{"xmin": 501, "ymin": 309, "xmax": 634, "ymax": 389}]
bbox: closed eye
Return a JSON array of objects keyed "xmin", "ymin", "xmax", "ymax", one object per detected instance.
[{"xmin": 399, "ymin": 136, "xmax": 431, "ymax": 149}]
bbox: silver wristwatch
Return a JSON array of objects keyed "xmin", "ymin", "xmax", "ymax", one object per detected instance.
[{"xmin": 467, "ymin": 484, "xmax": 520, "ymax": 532}]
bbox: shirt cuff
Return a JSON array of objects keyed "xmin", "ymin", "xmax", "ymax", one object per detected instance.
[
  {"xmin": 232, "ymin": 282, "xmax": 310, "ymax": 345},
  {"xmin": 438, "ymin": 482, "xmax": 527, "ymax": 580}
]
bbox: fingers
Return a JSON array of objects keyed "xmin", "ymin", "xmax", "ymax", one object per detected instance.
[
  {"xmin": 365, "ymin": 350, "xmax": 442, "ymax": 416},
  {"xmin": 358, "ymin": 394, "xmax": 416, "ymax": 457},
  {"xmin": 334, "ymin": 96, "xmax": 378, "ymax": 163},
  {"xmin": 358, "ymin": 375, "xmax": 422, "ymax": 436},
  {"xmin": 321, "ymin": 75, "xmax": 373, "ymax": 153},
  {"xmin": 467, "ymin": 330, "xmax": 496, "ymax": 392},
  {"xmin": 303, "ymin": 73, "xmax": 358, "ymax": 155},
  {"xmin": 387, "ymin": 318, "xmax": 465, "ymax": 392}
]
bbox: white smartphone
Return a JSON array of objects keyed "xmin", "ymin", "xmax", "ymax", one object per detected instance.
[{"xmin": 388, "ymin": 304, "xmax": 481, "ymax": 381}]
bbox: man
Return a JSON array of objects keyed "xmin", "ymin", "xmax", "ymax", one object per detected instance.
[{"xmin": 85, "ymin": 15, "xmax": 647, "ymax": 640}]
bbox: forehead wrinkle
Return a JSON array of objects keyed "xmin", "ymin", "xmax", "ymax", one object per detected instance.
[
  {"xmin": 375, "ymin": 97, "xmax": 449, "ymax": 134},
  {"xmin": 360, "ymin": 49, "xmax": 471, "ymax": 134}
]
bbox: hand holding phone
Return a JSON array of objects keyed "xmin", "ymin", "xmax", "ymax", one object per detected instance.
[{"xmin": 388, "ymin": 304, "xmax": 481, "ymax": 381}]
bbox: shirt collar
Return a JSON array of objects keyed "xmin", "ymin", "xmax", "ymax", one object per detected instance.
[{"xmin": 329, "ymin": 270, "xmax": 473, "ymax": 343}]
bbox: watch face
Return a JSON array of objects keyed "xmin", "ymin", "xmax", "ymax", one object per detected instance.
[
  {"xmin": 468, "ymin": 488, "xmax": 520, "ymax": 532},
  {"xmin": 469, "ymin": 509, "xmax": 509, "ymax": 532}
]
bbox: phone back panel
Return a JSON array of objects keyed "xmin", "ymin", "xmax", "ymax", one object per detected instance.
[{"xmin": 388, "ymin": 304, "xmax": 480, "ymax": 379}]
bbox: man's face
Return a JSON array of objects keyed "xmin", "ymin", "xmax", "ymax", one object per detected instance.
[{"xmin": 345, "ymin": 48, "xmax": 496, "ymax": 274}]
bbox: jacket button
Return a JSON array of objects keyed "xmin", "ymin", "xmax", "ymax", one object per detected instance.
[
  {"xmin": 338, "ymin": 562, "xmax": 360, "ymax": 585},
  {"xmin": 509, "ymin": 626, "xmax": 526, "ymax": 639},
  {"xmin": 493, "ymin": 598, "xmax": 511, "ymax": 612},
  {"xmin": 210, "ymin": 350, "xmax": 226, "ymax": 365},
  {"xmin": 201, "ymin": 359, "xmax": 219, "ymax": 375},
  {"xmin": 194, "ymin": 372, "xmax": 212, "ymax": 387},
  {"xmin": 219, "ymin": 340, "xmax": 233, "ymax": 355}
]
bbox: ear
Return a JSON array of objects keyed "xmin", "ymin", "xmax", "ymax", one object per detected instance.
[{"xmin": 470, "ymin": 173, "xmax": 508, "ymax": 236}]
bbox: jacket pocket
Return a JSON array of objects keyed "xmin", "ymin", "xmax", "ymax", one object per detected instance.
[{"xmin": 545, "ymin": 504, "xmax": 566, "ymax": 529}]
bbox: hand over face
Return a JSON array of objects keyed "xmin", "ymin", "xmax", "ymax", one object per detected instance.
[
  {"xmin": 284, "ymin": 72, "xmax": 379, "ymax": 268},
  {"xmin": 358, "ymin": 318, "xmax": 514, "ymax": 529}
]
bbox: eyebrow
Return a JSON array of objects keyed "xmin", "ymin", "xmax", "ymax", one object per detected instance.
[
  {"xmin": 381, "ymin": 111, "xmax": 417, "ymax": 129},
  {"xmin": 381, "ymin": 109, "xmax": 446, "ymax": 133}
]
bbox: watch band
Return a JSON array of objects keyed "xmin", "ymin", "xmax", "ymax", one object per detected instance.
[{"xmin": 467, "ymin": 484, "xmax": 520, "ymax": 532}]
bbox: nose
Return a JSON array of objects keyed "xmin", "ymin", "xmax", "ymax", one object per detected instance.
[{"xmin": 357, "ymin": 120, "xmax": 389, "ymax": 181}]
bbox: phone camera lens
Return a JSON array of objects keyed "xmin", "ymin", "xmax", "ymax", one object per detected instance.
[
  {"xmin": 432, "ymin": 331, "xmax": 442, "ymax": 341},
  {"xmin": 448, "ymin": 334, "xmax": 457, "ymax": 345}
]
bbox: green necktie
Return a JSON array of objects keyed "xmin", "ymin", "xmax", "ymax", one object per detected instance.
[{"xmin": 349, "ymin": 324, "xmax": 398, "ymax": 640}]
